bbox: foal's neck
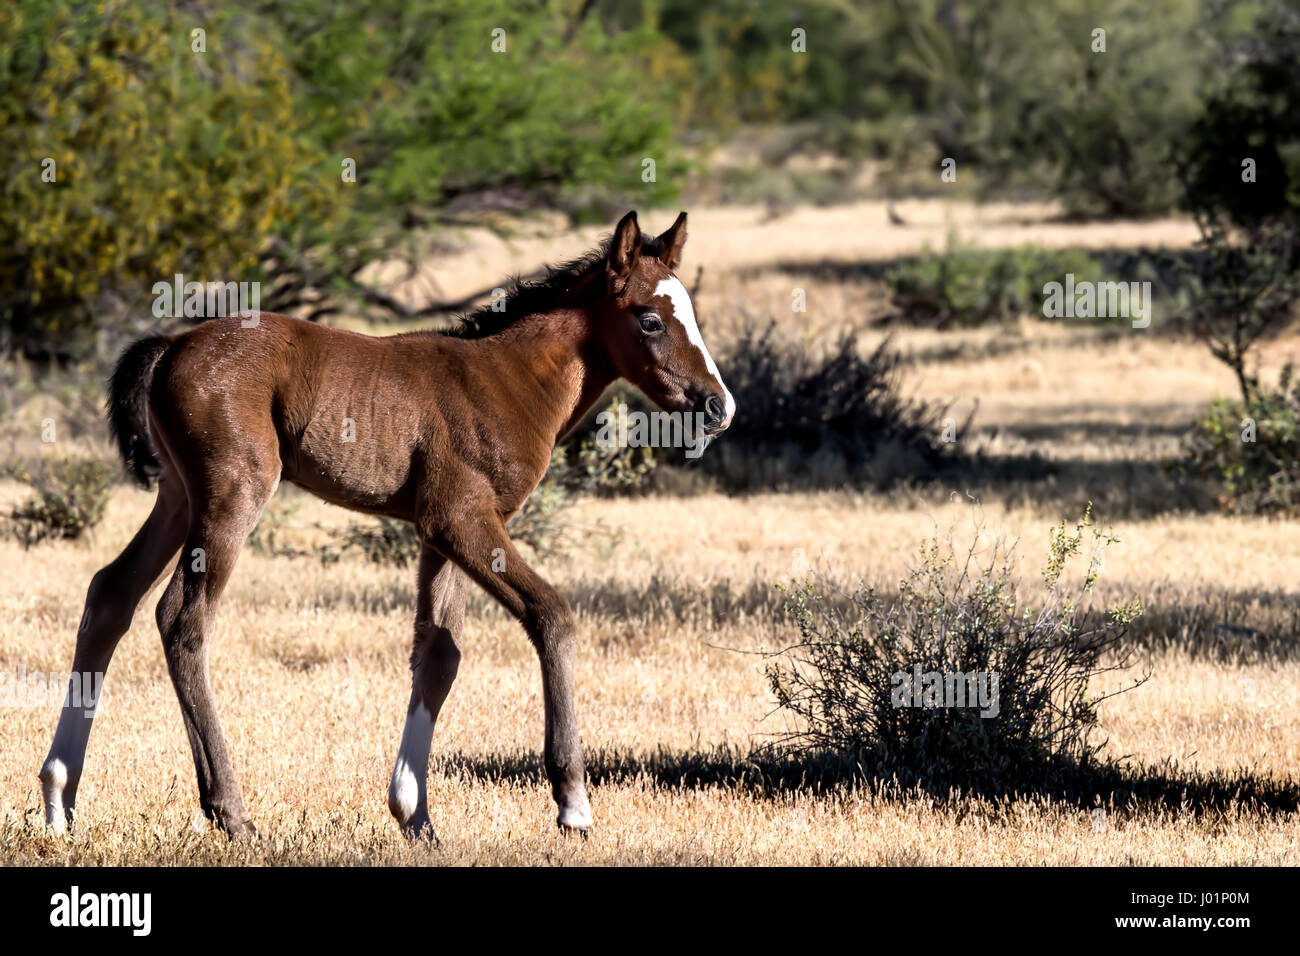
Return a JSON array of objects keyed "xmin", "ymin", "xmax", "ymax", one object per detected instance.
[{"xmin": 483, "ymin": 304, "xmax": 614, "ymax": 446}]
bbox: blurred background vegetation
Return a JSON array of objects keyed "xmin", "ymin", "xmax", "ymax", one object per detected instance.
[
  {"xmin": 4, "ymin": 0, "xmax": 1300, "ymax": 360},
  {"xmin": 4, "ymin": 0, "xmax": 1300, "ymax": 529}
]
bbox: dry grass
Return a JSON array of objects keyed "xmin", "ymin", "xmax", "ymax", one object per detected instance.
[
  {"xmin": 1, "ymin": 488, "xmax": 1296, "ymax": 865},
  {"xmin": 1, "ymin": 202, "xmax": 1296, "ymax": 865}
]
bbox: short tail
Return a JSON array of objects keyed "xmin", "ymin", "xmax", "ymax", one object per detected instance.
[{"xmin": 107, "ymin": 334, "xmax": 173, "ymax": 488}]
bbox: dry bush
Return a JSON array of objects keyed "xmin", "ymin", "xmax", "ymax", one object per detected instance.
[
  {"xmin": 767, "ymin": 507, "xmax": 1146, "ymax": 789},
  {"xmin": 703, "ymin": 323, "xmax": 961, "ymax": 491},
  {"xmin": 4, "ymin": 456, "xmax": 116, "ymax": 547},
  {"xmin": 1175, "ymin": 362, "xmax": 1300, "ymax": 517}
]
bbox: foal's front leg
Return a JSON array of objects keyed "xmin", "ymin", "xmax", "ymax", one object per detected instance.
[
  {"xmin": 422, "ymin": 511, "xmax": 592, "ymax": 833},
  {"xmin": 388, "ymin": 547, "xmax": 466, "ymax": 839}
]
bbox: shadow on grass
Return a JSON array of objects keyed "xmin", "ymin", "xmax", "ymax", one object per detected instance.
[
  {"xmin": 994, "ymin": 419, "xmax": 1194, "ymax": 443},
  {"xmin": 283, "ymin": 565, "xmax": 1300, "ymax": 662},
  {"xmin": 564, "ymin": 574, "xmax": 1300, "ymax": 662},
  {"xmin": 672, "ymin": 434, "xmax": 1215, "ymax": 517},
  {"xmin": 436, "ymin": 744, "xmax": 1300, "ymax": 818},
  {"xmin": 941, "ymin": 453, "xmax": 1215, "ymax": 519}
]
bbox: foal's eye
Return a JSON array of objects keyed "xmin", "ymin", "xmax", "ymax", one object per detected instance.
[{"xmin": 639, "ymin": 314, "xmax": 665, "ymax": 334}]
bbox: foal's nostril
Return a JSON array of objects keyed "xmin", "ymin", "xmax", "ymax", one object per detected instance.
[{"xmin": 702, "ymin": 394, "xmax": 727, "ymax": 429}]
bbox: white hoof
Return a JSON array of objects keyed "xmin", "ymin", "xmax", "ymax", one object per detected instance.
[
  {"xmin": 39, "ymin": 759, "xmax": 71, "ymax": 834},
  {"xmin": 557, "ymin": 801, "xmax": 592, "ymax": 832}
]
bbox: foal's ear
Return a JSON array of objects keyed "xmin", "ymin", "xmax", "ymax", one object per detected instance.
[
  {"xmin": 607, "ymin": 210, "xmax": 641, "ymax": 293},
  {"xmin": 655, "ymin": 211, "xmax": 688, "ymax": 270}
]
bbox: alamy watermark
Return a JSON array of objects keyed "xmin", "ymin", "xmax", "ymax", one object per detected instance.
[
  {"xmin": 594, "ymin": 402, "xmax": 713, "ymax": 459},
  {"xmin": 1042, "ymin": 274, "xmax": 1151, "ymax": 329},
  {"xmin": 151, "ymin": 273, "xmax": 260, "ymax": 326},
  {"xmin": 50, "ymin": 886, "xmax": 150, "ymax": 936},
  {"xmin": 0, "ymin": 666, "xmax": 105, "ymax": 714},
  {"xmin": 891, "ymin": 665, "xmax": 1000, "ymax": 718}
]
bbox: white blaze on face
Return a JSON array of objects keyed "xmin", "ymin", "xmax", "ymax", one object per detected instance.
[{"xmin": 653, "ymin": 276, "xmax": 736, "ymax": 422}]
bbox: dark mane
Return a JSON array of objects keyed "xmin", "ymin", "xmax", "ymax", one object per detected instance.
[{"xmin": 443, "ymin": 233, "xmax": 666, "ymax": 339}]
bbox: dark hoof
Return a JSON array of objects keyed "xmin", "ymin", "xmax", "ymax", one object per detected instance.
[
  {"xmin": 401, "ymin": 820, "xmax": 442, "ymax": 849},
  {"xmin": 209, "ymin": 811, "xmax": 259, "ymax": 841}
]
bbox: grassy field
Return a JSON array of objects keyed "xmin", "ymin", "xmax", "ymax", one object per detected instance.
[{"xmin": 1, "ymin": 203, "xmax": 1297, "ymax": 865}]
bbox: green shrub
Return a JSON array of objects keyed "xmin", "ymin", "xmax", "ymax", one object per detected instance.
[
  {"xmin": 886, "ymin": 234, "xmax": 1107, "ymax": 328},
  {"xmin": 1174, "ymin": 222, "xmax": 1300, "ymax": 405},
  {"xmin": 1177, "ymin": 0, "xmax": 1300, "ymax": 231},
  {"xmin": 556, "ymin": 396, "xmax": 657, "ymax": 495},
  {"xmin": 6, "ymin": 456, "xmax": 116, "ymax": 547},
  {"xmin": 1176, "ymin": 364, "xmax": 1300, "ymax": 516},
  {"xmin": 766, "ymin": 507, "xmax": 1145, "ymax": 785}
]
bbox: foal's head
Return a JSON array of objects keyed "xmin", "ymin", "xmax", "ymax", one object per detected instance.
[{"xmin": 596, "ymin": 211, "xmax": 735, "ymax": 436}]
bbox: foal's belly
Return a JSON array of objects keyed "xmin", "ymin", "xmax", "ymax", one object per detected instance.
[{"xmin": 282, "ymin": 412, "xmax": 421, "ymax": 519}]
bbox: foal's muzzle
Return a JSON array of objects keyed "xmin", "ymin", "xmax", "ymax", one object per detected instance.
[{"xmin": 699, "ymin": 393, "xmax": 730, "ymax": 435}]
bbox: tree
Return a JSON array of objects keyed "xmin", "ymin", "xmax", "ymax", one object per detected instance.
[{"xmin": 0, "ymin": 0, "xmax": 685, "ymax": 358}]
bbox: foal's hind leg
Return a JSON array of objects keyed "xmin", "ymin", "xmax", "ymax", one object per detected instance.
[
  {"xmin": 155, "ymin": 465, "xmax": 277, "ymax": 835},
  {"xmin": 388, "ymin": 546, "xmax": 467, "ymax": 839},
  {"xmin": 40, "ymin": 475, "xmax": 188, "ymax": 832}
]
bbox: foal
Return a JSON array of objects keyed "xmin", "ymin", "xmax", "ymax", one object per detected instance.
[{"xmin": 39, "ymin": 211, "xmax": 734, "ymax": 838}]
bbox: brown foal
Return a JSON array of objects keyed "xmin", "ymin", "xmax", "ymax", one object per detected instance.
[{"xmin": 39, "ymin": 211, "xmax": 734, "ymax": 838}]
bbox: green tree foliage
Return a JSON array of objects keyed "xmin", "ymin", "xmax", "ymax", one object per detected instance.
[
  {"xmin": 0, "ymin": 1, "xmax": 340, "ymax": 357},
  {"xmin": 1172, "ymin": 1, "xmax": 1300, "ymax": 416},
  {"xmin": 603, "ymin": 0, "xmax": 927, "ymax": 153},
  {"xmin": 1179, "ymin": 0, "xmax": 1300, "ymax": 228},
  {"xmin": 1, "ymin": 0, "xmax": 683, "ymax": 357},
  {"xmin": 1167, "ymin": 3, "xmax": 1300, "ymax": 515},
  {"xmin": 617, "ymin": 0, "xmax": 1220, "ymax": 216},
  {"xmin": 273, "ymin": 1, "xmax": 683, "ymax": 251},
  {"xmin": 879, "ymin": 0, "xmax": 1207, "ymax": 216}
]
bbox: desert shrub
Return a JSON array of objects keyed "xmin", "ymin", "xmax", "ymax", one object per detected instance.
[
  {"xmin": 700, "ymin": 323, "xmax": 958, "ymax": 491},
  {"xmin": 1170, "ymin": 221, "xmax": 1300, "ymax": 516},
  {"xmin": 247, "ymin": 493, "xmax": 306, "ymax": 558},
  {"xmin": 5, "ymin": 456, "xmax": 116, "ymax": 547},
  {"xmin": 886, "ymin": 234, "xmax": 1107, "ymax": 328},
  {"xmin": 333, "ymin": 517, "xmax": 422, "ymax": 568},
  {"xmin": 1176, "ymin": 364, "xmax": 1300, "ymax": 516},
  {"xmin": 766, "ymin": 507, "xmax": 1145, "ymax": 786},
  {"xmin": 556, "ymin": 395, "xmax": 657, "ymax": 495}
]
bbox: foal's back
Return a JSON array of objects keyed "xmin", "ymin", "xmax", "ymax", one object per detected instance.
[{"xmin": 150, "ymin": 313, "xmax": 479, "ymax": 519}]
